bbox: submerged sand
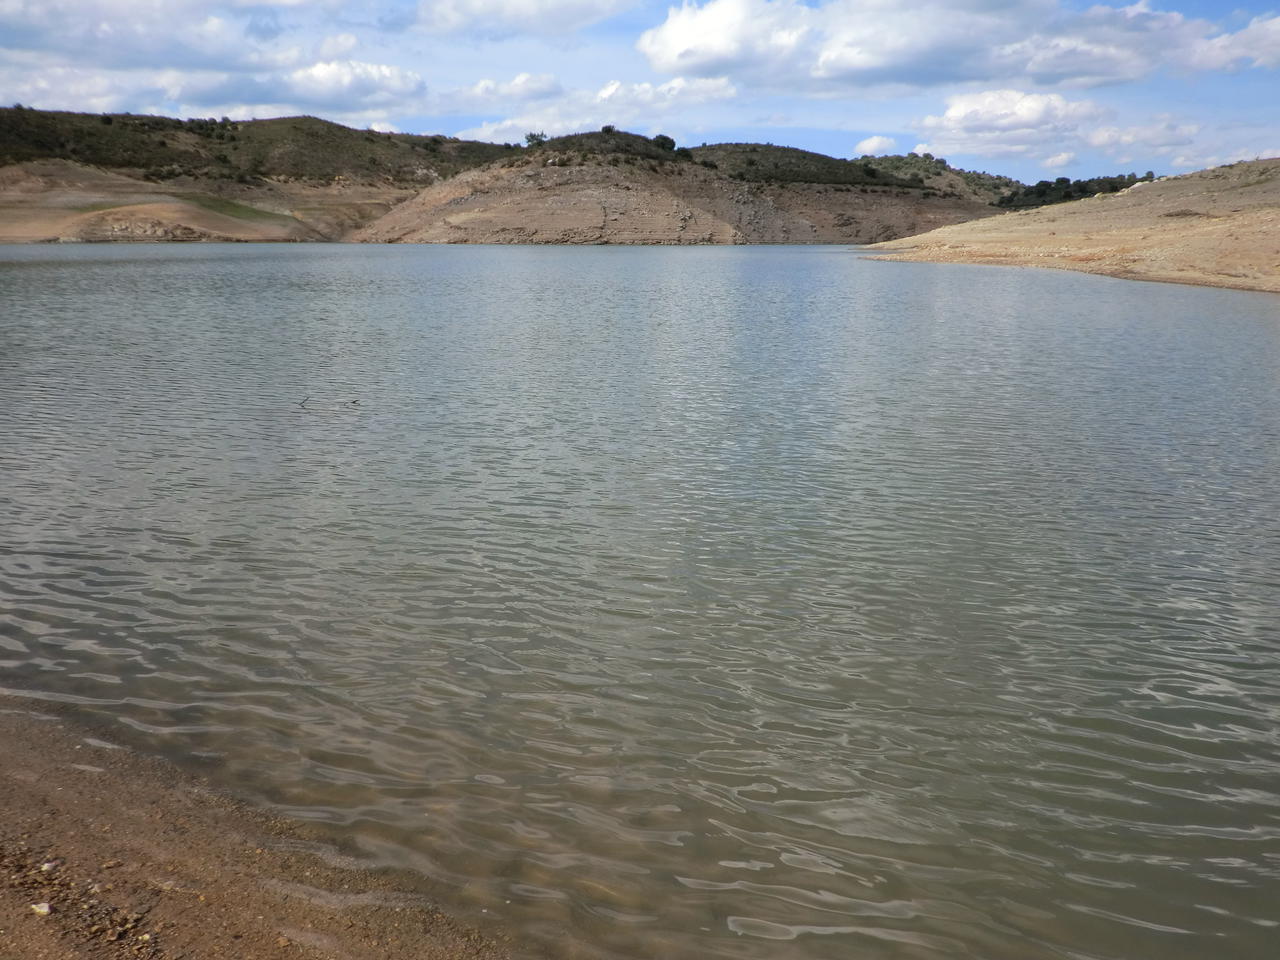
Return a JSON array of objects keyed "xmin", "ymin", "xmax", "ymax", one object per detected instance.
[
  {"xmin": 0, "ymin": 698, "xmax": 508, "ymax": 960},
  {"xmin": 867, "ymin": 158, "xmax": 1280, "ymax": 294}
]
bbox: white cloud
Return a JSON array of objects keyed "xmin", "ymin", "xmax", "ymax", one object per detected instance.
[
  {"xmin": 595, "ymin": 76, "xmax": 736, "ymax": 105},
  {"xmin": 318, "ymin": 33, "xmax": 358, "ymax": 59},
  {"xmin": 1190, "ymin": 14, "xmax": 1280, "ymax": 69},
  {"xmin": 637, "ymin": 0, "xmax": 814, "ymax": 78},
  {"xmin": 854, "ymin": 134, "xmax": 895, "ymax": 155},
  {"xmin": 0, "ymin": 61, "xmax": 183, "ymax": 114},
  {"xmin": 417, "ymin": 0, "xmax": 633, "ymax": 34},
  {"xmin": 1086, "ymin": 118, "xmax": 1198, "ymax": 154},
  {"xmin": 454, "ymin": 75, "xmax": 736, "ymax": 143},
  {"xmin": 918, "ymin": 89, "xmax": 1106, "ymax": 157},
  {"xmin": 0, "ymin": 0, "xmax": 315, "ymax": 71},
  {"xmin": 466, "ymin": 72, "xmax": 563, "ymax": 103},
  {"xmin": 637, "ymin": 0, "xmax": 1280, "ymax": 91},
  {"xmin": 907, "ymin": 87, "xmax": 1262, "ymax": 173},
  {"xmin": 1169, "ymin": 143, "xmax": 1280, "ymax": 169},
  {"xmin": 283, "ymin": 60, "xmax": 426, "ymax": 107}
]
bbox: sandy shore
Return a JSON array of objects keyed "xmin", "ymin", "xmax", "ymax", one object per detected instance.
[
  {"xmin": 0, "ymin": 697, "xmax": 509, "ymax": 960},
  {"xmin": 867, "ymin": 158, "xmax": 1280, "ymax": 294}
]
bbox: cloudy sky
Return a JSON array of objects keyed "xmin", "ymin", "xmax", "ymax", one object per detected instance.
[{"xmin": 2, "ymin": 0, "xmax": 1277, "ymax": 180}]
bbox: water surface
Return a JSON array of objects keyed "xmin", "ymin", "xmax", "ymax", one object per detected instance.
[{"xmin": 2, "ymin": 244, "xmax": 1279, "ymax": 960}]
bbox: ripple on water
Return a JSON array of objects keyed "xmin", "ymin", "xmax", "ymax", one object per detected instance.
[{"xmin": 3, "ymin": 244, "xmax": 1280, "ymax": 960}]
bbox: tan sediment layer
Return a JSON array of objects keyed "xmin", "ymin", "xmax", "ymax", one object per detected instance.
[
  {"xmin": 352, "ymin": 153, "xmax": 996, "ymax": 245},
  {"xmin": 0, "ymin": 698, "xmax": 508, "ymax": 960},
  {"xmin": 867, "ymin": 158, "xmax": 1280, "ymax": 293},
  {"xmin": 1, "ymin": 156, "xmax": 997, "ymax": 247}
]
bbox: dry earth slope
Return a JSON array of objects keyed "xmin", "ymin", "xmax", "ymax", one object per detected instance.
[
  {"xmin": 353, "ymin": 150, "xmax": 997, "ymax": 245},
  {"xmin": 1, "ymin": 110, "xmax": 1007, "ymax": 246},
  {"xmin": 867, "ymin": 158, "xmax": 1280, "ymax": 293},
  {"xmin": 0, "ymin": 108, "xmax": 518, "ymax": 242},
  {"xmin": 0, "ymin": 160, "xmax": 427, "ymax": 243}
]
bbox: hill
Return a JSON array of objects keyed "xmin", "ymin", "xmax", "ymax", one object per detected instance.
[
  {"xmin": 0, "ymin": 111, "xmax": 1006, "ymax": 244},
  {"xmin": 696, "ymin": 144, "xmax": 1019, "ymax": 205},
  {"xmin": 0, "ymin": 107, "xmax": 517, "ymax": 241},
  {"xmin": 996, "ymin": 171, "xmax": 1156, "ymax": 209},
  {"xmin": 867, "ymin": 158, "xmax": 1280, "ymax": 293},
  {"xmin": 0, "ymin": 107, "xmax": 513, "ymax": 184},
  {"xmin": 353, "ymin": 141, "xmax": 997, "ymax": 244}
]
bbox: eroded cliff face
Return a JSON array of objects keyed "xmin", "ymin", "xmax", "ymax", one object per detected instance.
[{"xmin": 353, "ymin": 153, "xmax": 997, "ymax": 245}]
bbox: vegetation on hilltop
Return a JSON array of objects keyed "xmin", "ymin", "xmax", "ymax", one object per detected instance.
[
  {"xmin": 692, "ymin": 143, "xmax": 918, "ymax": 189},
  {"xmin": 19, "ymin": 108, "xmax": 1188, "ymax": 215},
  {"xmin": 3, "ymin": 107, "xmax": 1169, "ymax": 215},
  {"xmin": 996, "ymin": 171, "xmax": 1156, "ymax": 208},
  {"xmin": 859, "ymin": 152, "xmax": 1020, "ymax": 204},
  {"xmin": 691, "ymin": 143, "xmax": 1028, "ymax": 204},
  {"xmin": 0, "ymin": 106, "xmax": 515, "ymax": 185},
  {"xmin": 529, "ymin": 128, "xmax": 694, "ymax": 163},
  {"xmin": 512, "ymin": 130, "xmax": 1017, "ymax": 203}
]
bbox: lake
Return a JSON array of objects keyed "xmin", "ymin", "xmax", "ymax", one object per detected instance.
[{"xmin": 2, "ymin": 243, "xmax": 1279, "ymax": 960}]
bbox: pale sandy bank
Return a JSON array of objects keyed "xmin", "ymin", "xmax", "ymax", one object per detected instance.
[{"xmin": 867, "ymin": 158, "xmax": 1280, "ymax": 294}]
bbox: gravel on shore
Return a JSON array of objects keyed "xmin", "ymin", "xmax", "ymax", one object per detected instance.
[{"xmin": 0, "ymin": 698, "xmax": 510, "ymax": 960}]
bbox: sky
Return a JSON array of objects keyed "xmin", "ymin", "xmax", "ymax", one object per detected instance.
[{"xmin": 1, "ymin": 0, "xmax": 1277, "ymax": 182}]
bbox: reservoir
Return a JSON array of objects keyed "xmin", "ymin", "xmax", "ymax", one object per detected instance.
[{"xmin": 2, "ymin": 243, "xmax": 1278, "ymax": 960}]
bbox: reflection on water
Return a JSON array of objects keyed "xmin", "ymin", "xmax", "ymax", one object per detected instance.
[{"xmin": 2, "ymin": 243, "xmax": 1280, "ymax": 960}]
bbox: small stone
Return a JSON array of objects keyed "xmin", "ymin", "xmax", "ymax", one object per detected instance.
[
  {"xmin": 40, "ymin": 860, "xmax": 61, "ymax": 873},
  {"xmin": 30, "ymin": 903, "xmax": 51, "ymax": 916}
]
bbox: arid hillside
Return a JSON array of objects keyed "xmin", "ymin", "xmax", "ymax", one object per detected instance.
[
  {"xmin": 0, "ymin": 110, "xmax": 1008, "ymax": 245},
  {"xmin": 0, "ymin": 107, "xmax": 518, "ymax": 242},
  {"xmin": 354, "ymin": 147, "xmax": 997, "ymax": 245},
  {"xmin": 0, "ymin": 159, "xmax": 424, "ymax": 242},
  {"xmin": 869, "ymin": 158, "xmax": 1280, "ymax": 293}
]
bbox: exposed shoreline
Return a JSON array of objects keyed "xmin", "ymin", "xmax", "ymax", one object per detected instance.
[
  {"xmin": 0, "ymin": 695, "xmax": 509, "ymax": 960},
  {"xmin": 4, "ymin": 154, "xmax": 1277, "ymax": 297},
  {"xmin": 863, "ymin": 244, "xmax": 1280, "ymax": 294},
  {"xmin": 866, "ymin": 158, "xmax": 1280, "ymax": 295}
]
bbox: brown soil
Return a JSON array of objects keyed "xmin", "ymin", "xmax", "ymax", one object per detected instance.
[
  {"xmin": 867, "ymin": 158, "xmax": 1280, "ymax": 293},
  {"xmin": 0, "ymin": 699, "xmax": 508, "ymax": 960},
  {"xmin": 0, "ymin": 161, "xmax": 416, "ymax": 243},
  {"xmin": 352, "ymin": 152, "xmax": 996, "ymax": 245},
  {"xmin": 1, "ymin": 153, "xmax": 998, "ymax": 247}
]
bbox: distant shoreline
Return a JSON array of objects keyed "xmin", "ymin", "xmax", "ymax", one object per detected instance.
[
  {"xmin": 862, "ymin": 246, "xmax": 1280, "ymax": 295},
  {"xmin": 5, "ymin": 232, "xmax": 1274, "ymax": 297},
  {"xmin": 0, "ymin": 695, "xmax": 508, "ymax": 960}
]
